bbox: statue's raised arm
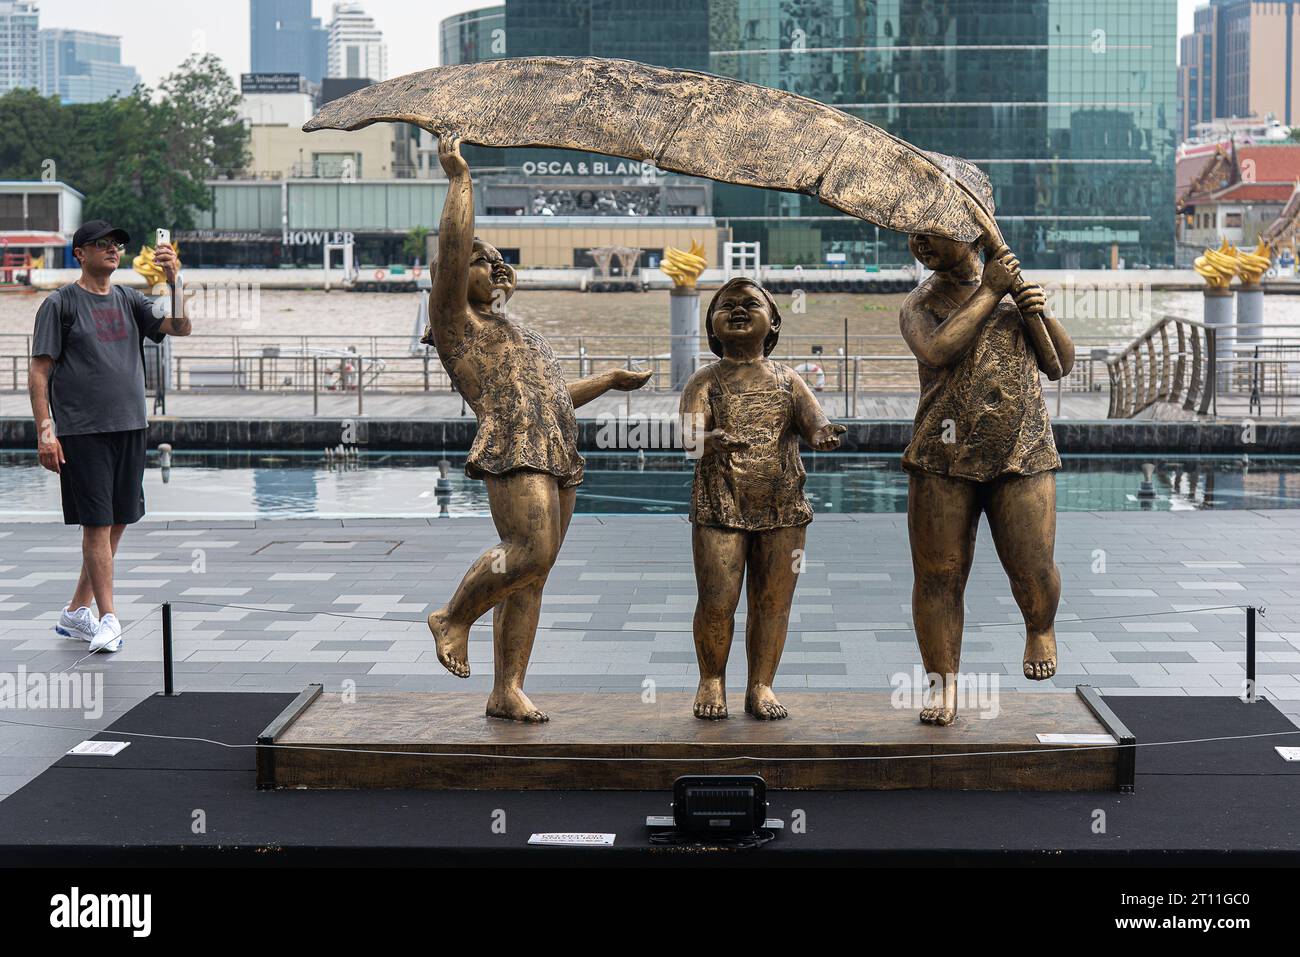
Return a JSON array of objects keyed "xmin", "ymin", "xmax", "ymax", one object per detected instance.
[{"xmin": 425, "ymin": 136, "xmax": 475, "ymax": 351}]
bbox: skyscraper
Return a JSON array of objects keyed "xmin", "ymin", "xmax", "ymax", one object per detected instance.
[
  {"xmin": 440, "ymin": 5, "xmax": 505, "ymax": 67},
  {"xmin": 327, "ymin": 2, "xmax": 387, "ymax": 80},
  {"xmin": 0, "ymin": 0, "xmax": 40, "ymax": 95},
  {"xmin": 1178, "ymin": 0, "xmax": 1300, "ymax": 139},
  {"xmin": 251, "ymin": 0, "xmax": 327, "ymax": 84},
  {"xmin": 40, "ymin": 29, "xmax": 140, "ymax": 104},
  {"xmin": 444, "ymin": 0, "xmax": 1176, "ymax": 269}
]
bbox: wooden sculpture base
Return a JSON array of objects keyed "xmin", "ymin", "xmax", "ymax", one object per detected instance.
[{"xmin": 257, "ymin": 686, "xmax": 1134, "ymax": 792}]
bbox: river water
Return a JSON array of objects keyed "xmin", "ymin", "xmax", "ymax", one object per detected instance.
[{"xmin": 3, "ymin": 287, "xmax": 1299, "ymax": 361}]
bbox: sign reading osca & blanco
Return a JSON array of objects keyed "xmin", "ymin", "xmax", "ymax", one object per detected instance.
[
  {"xmin": 282, "ymin": 230, "xmax": 355, "ymax": 248},
  {"xmin": 521, "ymin": 160, "xmax": 657, "ymax": 177}
]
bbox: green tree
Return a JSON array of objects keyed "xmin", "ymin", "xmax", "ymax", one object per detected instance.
[
  {"xmin": 403, "ymin": 226, "xmax": 430, "ymax": 264},
  {"xmin": 158, "ymin": 52, "xmax": 250, "ymax": 179},
  {"xmin": 0, "ymin": 53, "xmax": 249, "ymax": 251}
]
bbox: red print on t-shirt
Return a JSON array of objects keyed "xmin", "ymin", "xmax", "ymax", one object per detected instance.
[{"xmin": 92, "ymin": 304, "xmax": 129, "ymax": 343}]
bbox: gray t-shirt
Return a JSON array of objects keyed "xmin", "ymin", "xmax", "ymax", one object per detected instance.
[{"xmin": 32, "ymin": 284, "xmax": 166, "ymax": 436}]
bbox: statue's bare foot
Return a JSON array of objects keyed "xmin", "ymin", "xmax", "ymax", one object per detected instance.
[
  {"xmin": 919, "ymin": 676, "xmax": 958, "ymax": 726},
  {"xmin": 486, "ymin": 686, "xmax": 548, "ymax": 723},
  {"xmin": 1023, "ymin": 631, "xmax": 1057, "ymax": 680},
  {"xmin": 744, "ymin": 685, "xmax": 788, "ymax": 720},
  {"xmin": 919, "ymin": 705, "xmax": 957, "ymax": 726},
  {"xmin": 427, "ymin": 609, "xmax": 470, "ymax": 678},
  {"xmin": 693, "ymin": 677, "xmax": 728, "ymax": 719}
]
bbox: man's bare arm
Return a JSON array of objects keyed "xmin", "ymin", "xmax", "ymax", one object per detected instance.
[
  {"xmin": 154, "ymin": 243, "xmax": 191, "ymax": 336},
  {"xmin": 158, "ymin": 290, "xmax": 191, "ymax": 337},
  {"xmin": 28, "ymin": 356, "xmax": 63, "ymax": 473},
  {"xmin": 430, "ymin": 136, "xmax": 474, "ymax": 342}
]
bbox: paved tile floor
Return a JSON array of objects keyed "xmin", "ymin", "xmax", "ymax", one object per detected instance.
[{"xmin": 1, "ymin": 510, "xmax": 1298, "ymax": 799}]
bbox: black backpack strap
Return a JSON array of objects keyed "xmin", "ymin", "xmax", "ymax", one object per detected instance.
[{"xmin": 56, "ymin": 287, "xmax": 75, "ymax": 365}]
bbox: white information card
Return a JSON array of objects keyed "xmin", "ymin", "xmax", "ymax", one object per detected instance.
[
  {"xmin": 1036, "ymin": 733, "xmax": 1117, "ymax": 745},
  {"xmin": 527, "ymin": 833, "xmax": 616, "ymax": 847},
  {"xmin": 67, "ymin": 740, "xmax": 131, "ymax": 756}
]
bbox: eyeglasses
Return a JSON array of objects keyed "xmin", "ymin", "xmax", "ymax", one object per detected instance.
[{"xmin": 85, "ymin": 239, "xmax": 125, "ymax": 252}]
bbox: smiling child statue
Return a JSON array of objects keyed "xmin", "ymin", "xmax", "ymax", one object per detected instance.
[{"xmin": 680, "ymin": 277, "xmax": 846, "ymax": 721}]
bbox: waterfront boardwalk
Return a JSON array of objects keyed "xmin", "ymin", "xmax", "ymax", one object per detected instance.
[{"xmin": 0, "ymin": 510, "xmax": 1297, "ymax": 799}]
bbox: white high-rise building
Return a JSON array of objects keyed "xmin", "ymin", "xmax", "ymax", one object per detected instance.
[
  {"xmin": 0, "ymin": 0, "xmax": 40, "ymax": 95},
  {"xmin": 326, "ymin": 2, "xmax": 386, "ymax": 81}
]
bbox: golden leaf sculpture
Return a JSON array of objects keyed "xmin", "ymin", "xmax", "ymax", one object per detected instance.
[{"xmin": 304, "ymin": 56, "xmax": 1061, "ymax": 376}]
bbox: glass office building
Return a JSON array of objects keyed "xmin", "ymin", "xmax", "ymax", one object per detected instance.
[
  {"xmin": 442, "ymin": 0, "xmax": 1176, "ymax": 268},
  {"xmin": 251, "ymin": 0, "xmax": 328, "ymax": 84},
  {"xmin": 441, "ymin": 6, "xmax": 506, "ymax": 66}
]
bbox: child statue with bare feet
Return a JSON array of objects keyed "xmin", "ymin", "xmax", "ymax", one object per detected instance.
[
  {"xmin": 680, "ymin": 277, "xmax": 846, "ymax": 721},
  {"xmin": 424, "ymin": 137, "xmax": 651, "ymax": 722},
  {"xmin": 900, "ymin": 225, "xmax": 1075, "ymax": 727}
]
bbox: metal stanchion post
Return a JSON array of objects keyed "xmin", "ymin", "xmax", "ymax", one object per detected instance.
[
  {"xmin": 1245, "ymin": 605, "xmax": 1257, "ymax": 703},
  {"xmin": 162, "ymin": 602, "xmax": 175, "ymax": 696}
]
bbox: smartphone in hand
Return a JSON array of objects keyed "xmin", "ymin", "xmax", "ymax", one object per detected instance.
[{"xmin": 156, "ymin": 228, "xmax": 171, "ymax": 247}]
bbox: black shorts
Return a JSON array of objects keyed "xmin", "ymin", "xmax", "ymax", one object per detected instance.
[{"xmin": 58, "ymin": 429, "xmax": 148, "ymax": 527}]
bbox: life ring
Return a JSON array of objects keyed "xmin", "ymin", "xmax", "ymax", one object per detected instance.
[
  {"xmin": 795, "ymin": 362, "xmax": 826, "ymax": 391},
  {"xmin": 374, "ymin": 269, "xmax": 386, "ymax": 281}
]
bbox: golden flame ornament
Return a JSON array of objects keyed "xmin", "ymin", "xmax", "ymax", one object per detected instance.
[
  {"xmin": 1193, "ymin": 239, "xmax": 1239, "ymax": 290},
  {"xmin": 132, "ymin": 242, "xmax": 180, "ymax": 288},
  {"xmin": 1235, "ymin": 240, "xmax": 1272, "ymax": 286},
  {"xmin": 660, "ymin": 239, "xmax": 707, "ymax": 288}
]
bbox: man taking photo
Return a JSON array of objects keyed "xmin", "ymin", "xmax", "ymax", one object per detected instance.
[{"xmin": 28, "ymin": 220, "xmax": 190, "ymax": 651}]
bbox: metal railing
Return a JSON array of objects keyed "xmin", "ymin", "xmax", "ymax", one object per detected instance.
[
  {"xmin": 1105, "ymin": 315, "xmax": 1217, "ymax": 418},
  {"xmin": 8, "ymin": 321, "xmax": 1300, "ymax": 419},
  {"xmin": 1105, "ymin": 318, "xmax": 1300, "ymax": 419}
]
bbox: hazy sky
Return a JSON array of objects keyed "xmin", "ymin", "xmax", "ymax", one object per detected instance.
[{"xmin": 34, "ymin": 0, "xmax": 1206, "ymax": 88}]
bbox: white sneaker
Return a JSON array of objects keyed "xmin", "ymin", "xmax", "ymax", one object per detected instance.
[
  {"xmin": 55, "ymin": 605, "xmax": 99, "ymax": 643},
  {"xmin": 89, "ymin": 613, "xmax": 123, "ymax": 653}
]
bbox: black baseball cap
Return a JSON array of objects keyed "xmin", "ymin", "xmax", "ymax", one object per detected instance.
[{"xmin": 72, "ymin": 220, "xmax": 130, "ymax": 249}]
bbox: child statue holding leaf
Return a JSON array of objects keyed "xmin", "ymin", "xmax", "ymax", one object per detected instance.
[
  {"xmin": 900, "ymin": 181, "xmax": 1075, "ymax": 726},
  {"xmin": 424, "ymin": 136, "xmax": 651, "ymax": 722}
]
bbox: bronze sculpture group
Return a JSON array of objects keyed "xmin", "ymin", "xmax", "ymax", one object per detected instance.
[{"xmin": 307, "ymin": 57, "xmax": 1077, "ymax": 728}]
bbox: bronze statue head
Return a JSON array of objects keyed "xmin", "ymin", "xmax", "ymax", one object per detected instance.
[
  {"xmin": 705, "ymin": 277, "xmax": 782, "ymax": 358},
  {"xmin": 466, "ymin": 238, "xmax": 516, "ymax": 308},
  {"xmin": 908, "ymin": 234, "xmax": 982, "ymax": 274}
]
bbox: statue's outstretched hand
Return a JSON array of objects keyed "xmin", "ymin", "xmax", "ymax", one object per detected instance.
[
  {"xmin": 438, "ymin": 134, "xmax": 469, "ymax": 178},
  {"xmin": 609, "ymin": 368, "xmax": 653, "ymax": 391},
  {"xmin": 811, "ymin": 422, "xmax": 848, "ymax": 451}
]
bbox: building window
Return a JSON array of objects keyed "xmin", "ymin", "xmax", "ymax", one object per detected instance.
[
  {"xmin": 28, "ymin": 193, "xmax": 57, "ymax": 230},
  {"xmin": 0, "ymin": 193, "xmax": 22, "ymax": 230},
  {"xmin": 1224, "ymin": 212, "xmax": 1242, "ymax": 228}
]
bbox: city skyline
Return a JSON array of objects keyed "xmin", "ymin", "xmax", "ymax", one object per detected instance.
[{"xmin": 25, "ymin": 0, "xmax": 1206, "ymax": 89}]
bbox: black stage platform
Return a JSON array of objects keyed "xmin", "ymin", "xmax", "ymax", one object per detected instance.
[{"xmin": 1, "ymin": 691, "xmax": 1297, "ymax": 866}]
